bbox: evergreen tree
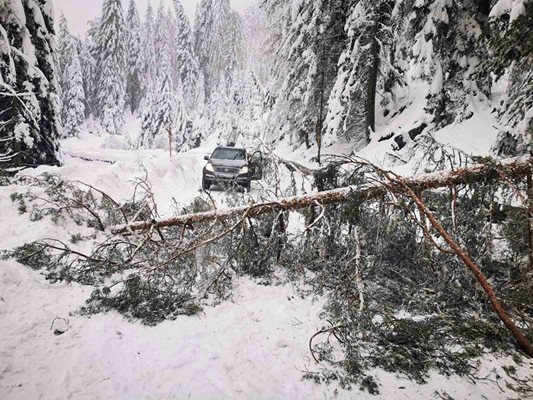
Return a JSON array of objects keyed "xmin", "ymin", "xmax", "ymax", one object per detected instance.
[
  {"xmin": 57, "ymin": 14, "xmax": 70, "ymax": 75},
  {"xmin": 232, "ymin": 71, "xmax": 264, "ymax": 138},
  {"xmin": 486, "ymin": 0, "xmax": 532, "ymax": 155},
  {"xmin": 173, "ymin": 0, "xmax": 203, "ymax": 110},
  {"xmin": 62, "ymin": 38, "xmax": 86, "ymax": 138},
  {"xmin": 324, "ymin": 0, "xmax": 399, "ymax": 147},
  {"xmin": 55, "ymin": 13, "xmax": 70, "ymax": 126},
  {"xmin": 56, "ymin": 16, "xmax": 86, "ymax": 136},
  {"xmin": 266, "ymin": 0, "xmax": 350, "ymax": 152},
  {"xmin": 193, "ymin": 0, "xmax": 243, "ymax": 101},
  {"xmin": 140, "ymin": 53, "xmax": 178, "ymax": 148},
  {"xmin": 173, "ymin": 100, "xmax": 192, "ymax": 152},
  {"xmin": 125, "ymin": 0, "xmax": 143, "ymax": 114},
  {"xmin": 78, "ymin": 18, "xmax": 100, "ymax": 119},
  {"xmin": 409, "ymin": 0, "xmax": 490, "ymax": 127},
  {"xmin": 241, "ymin": 3, "xmax": 272, "ymax": 84},
  {"xmin": 141, "ymin": 1, "xmax": 157, "ymax": 110},
  {"xmin": 235, "ymin": 72, "xmax": 264, "ymax": 120},
  {"xmin": 94, "ymin": 0, "xmax": 126, "ymax": 134},
  {"xmin": 0, "ymin": 0, "xmax": 61, "ymax": 167},
  {"xmin": 154, "ymin": 2, "xmax": 172, "ymax": 77},
  {"xmin": 79, "ymin": 35, "xmax": 96, "ymax": 118}
]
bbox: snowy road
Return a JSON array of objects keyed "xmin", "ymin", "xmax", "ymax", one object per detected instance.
[
  {"xmin": 0, "ymin": 261, "xmax": 331, "ymax": 400},
  {"xmin": 1, "ymin": 257, "xmax": 528, "ymax": 399}
]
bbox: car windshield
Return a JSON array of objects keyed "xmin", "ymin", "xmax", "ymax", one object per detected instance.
[{"xmin": 211, "ymin": 148, "xmax": 246, "ymax": 160}]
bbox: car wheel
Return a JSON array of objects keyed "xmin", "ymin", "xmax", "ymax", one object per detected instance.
[
  {"xmin": 202, "ymin": 178, "xmax": 210, "ymax": 190},
  {"xmin": 244, "ymin": 181, "xmax": 251, "ymax": 192}
]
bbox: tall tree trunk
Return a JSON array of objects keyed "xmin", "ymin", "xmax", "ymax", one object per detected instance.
[
  {"xmin": 477, "ymin": 0, "xmax": 492, "ymax": 16},
  {"xmin": 365, "ymin": 23, "xmax": 379, "ymax": 142},
  {"xmin": 316, "ymin": 40, "xmax": 326, "ymax": 165},
  {"xmin": 527, "ymin": 174, "xmax": 533, "ymax": 272}
]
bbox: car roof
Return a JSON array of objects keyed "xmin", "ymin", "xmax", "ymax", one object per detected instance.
[{"xmin": 214, "ymin": 146, "xmax": 246, "ymax": 151}]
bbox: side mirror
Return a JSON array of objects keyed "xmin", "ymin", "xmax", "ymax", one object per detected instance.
[{"xmin": 204, "ymin": 155, "xmax": 210, "ymax": 161}]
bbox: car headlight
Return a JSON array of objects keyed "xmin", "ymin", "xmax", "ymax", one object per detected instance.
[
  {"xmin": 239, "ymin": 166, "xmax": 249, "ymax": 175},
  {"xmin": 205, "ymin": 163, "xmax": 215, "ymax": 172}
]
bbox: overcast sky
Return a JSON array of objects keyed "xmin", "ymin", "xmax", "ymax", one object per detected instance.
[{"xmin": 53, "ymin": 0, "xmax": 253, "ymax": 37}]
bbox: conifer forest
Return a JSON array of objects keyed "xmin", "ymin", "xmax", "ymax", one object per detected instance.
[{"xmin": 0, "ymin": 0, "xmax": 532, "ymax": 398}]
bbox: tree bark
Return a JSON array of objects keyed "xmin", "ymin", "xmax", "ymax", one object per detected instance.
[
  {"xmin": 476, "ymin": 0, "xmax": 492, "ymax": 16},
  {"xmin": 365, "ymin": 23, "xmax": 379, "ymax": 142},
  {"xmin": 113, "ymin": 156, "xmax": 532, "ymax": 234},
  {"xmin": 526, "ymin": 174, "xmax": 533, "ymax": 272},
  {"xmin": 316, "ymin": 39, "xmax": 326, "ymax": 165}
]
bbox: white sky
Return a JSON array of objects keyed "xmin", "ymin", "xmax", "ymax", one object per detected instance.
[{"xmin": 53, "ymin": 0, "xmax": 253, "ymax": 37}]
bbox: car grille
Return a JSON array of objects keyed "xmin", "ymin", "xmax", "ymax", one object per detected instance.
[{"xmin": 214, "ymin": 166, "xmax": 239, "ymax": 174}]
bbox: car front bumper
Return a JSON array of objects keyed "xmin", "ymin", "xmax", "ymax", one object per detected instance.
[{"xmin": 203, "ymin": 172, "xmax": 250, "ymax": 185}]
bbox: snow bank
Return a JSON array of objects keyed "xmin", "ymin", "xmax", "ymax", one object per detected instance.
[
  {"xmin": 275, "ymin": 80, "xmax": 501, "ymax": 176},
  {"xmin": 490, "ymin": 0, "xmax": 527, "ymax": 22}
]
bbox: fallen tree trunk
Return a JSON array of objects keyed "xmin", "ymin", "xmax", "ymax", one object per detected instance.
[
  {"xmin": 390, "ymin": 171, "xmax": 533, "ymax": 357},
  {"xmin": 113, "ymin": 156, "xmax": 532, "ymax": 234}
]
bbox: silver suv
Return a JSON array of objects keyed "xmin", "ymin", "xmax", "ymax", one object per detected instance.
[{"xmin": 202, "ymin": 147, "xmax": 263, "ymax": 192}]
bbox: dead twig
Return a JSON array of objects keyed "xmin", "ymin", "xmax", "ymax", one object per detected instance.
[{"xmin": 309, "ymin": 324, "xmax": 345, "ymax": 364}]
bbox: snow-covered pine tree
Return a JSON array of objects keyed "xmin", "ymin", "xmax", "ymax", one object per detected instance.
[
  {"xmin": 94, "ymin": 0, "xmax": 126, "ymax": 134},
  {"xmin": 193, "ymin": 0, "xmax": 243, "ymax": 101},
  {"xmin": 212, "ymin": 0, "xmax": 243, "ymax": 92},
  {"xmin": 323, "ymin": 0, "xmax": 399, "ymax": 147},
  {"xmin": 194, "ymin": 0, "xmax": 214, "ymax": 100},
  {"xmin": 265, "ymin": 0, "xmax": 349, "ymax": 151},
  {"xmin": 154, "ymin": 2, "xmax": 172, "ymax": 78},
  {"xmin": 208, "ymin": 81, "xmax": 235, "ymax": 145},
  {"xmin": 172, "ymin": 97, "xmax": 191, "ymax": 152},
  {"xmin": 173, "ymin": 0, "xmax": 203, "ymax": 110},
  {"xmin": 56, "ymin": 16, "xmax": 86, "ymax": 137},
  {"xmin": 194, "ymin": 70, "xmax": 264, "ymax": 147},
  {"xmin": 79, "ymin": 33, "xmax": 96, "ymax": 118},
  {"xmin": 78, "ymin": 18, "xmax": 100, "ymax": 120},
  {"xmin": 62, "ymin": 38, "xmax": 86, "ymax": 138},
  {"xmin": 55, "ymin": 13, "xmax": 71, "ymax": 127},
  {"xmin": 0, "ymin": 0, "xmax": 61, "ymax": 167},
  {"xmin": 485, "ymin": 0, "xmax": 532, "ymax": 156},
  {"xmin": 56, "ymin": 14, "xmax": 70, "ymax": 72},
  {"xmin": 140, "ymin": 52, "xmax": 181, "ymax": 149},
  {"xmin": 141, "ymin": 1, "xmax": 157, "ymax": 111},
  {"xmin": 231, "ymin": 71, "xmax": 264, "ymax": 139},
  {"xmin": 409, "ymin": 0, "xmax": 490, "ymax": 128},
  {"xmin": 125, "ymin": 0, "xmax": 143, "ymax": 114},
  {"xmin": 240, "ymin": 3, "xmax": 271, "ymax": 85},
  {"xmin": 236, "ymin": 72, "xmax": 264, "ymax": 120}
]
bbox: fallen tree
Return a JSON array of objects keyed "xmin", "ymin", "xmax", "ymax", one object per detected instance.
[
  {"xmin": 383, "ymin": 169, "xmax": 533, "ymax": 357},
  {"xmin": 113, "ymin": 155, "xmax": 532, "ymax": 234},
  {"xmin": 111, "ymin": 155, "xmax": 533, "ymax": 356},
  {"xmin": 6, "ymin": 153, "xmax": 532, "ymax": 383}
]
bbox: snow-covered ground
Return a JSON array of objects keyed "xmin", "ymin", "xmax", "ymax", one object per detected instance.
[
  {"xmin": 2, "ymin": 254, "xmax": 531, "ymax": 400},
  {"xmin": 1, "ymin": 124, "xmax": 532, "ymax": 399}
]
